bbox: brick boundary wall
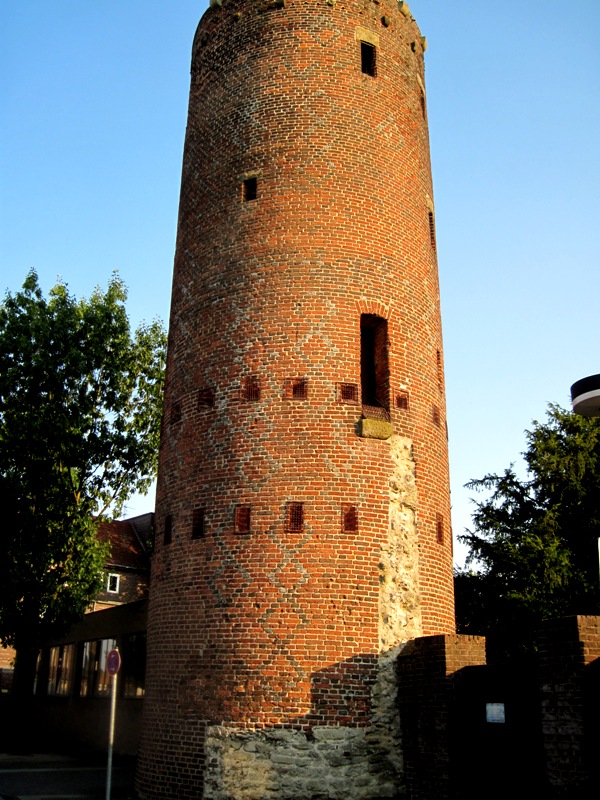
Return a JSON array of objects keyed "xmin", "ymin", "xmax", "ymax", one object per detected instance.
[
  {"xmin": 538, "ymin": 615, "xmax": 600, "ymax": 796},
  {"xmin": 396, "ymin": 634, "xmax": 486, "ymax": 800}
]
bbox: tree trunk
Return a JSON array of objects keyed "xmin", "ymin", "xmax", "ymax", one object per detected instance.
[
  {"xmin": 12, "ymin": 638, "xmax": 40, "ymax": 698},
  {"xmin": 7, "ymin": 637, "xmax": 40, "ymax": 751}
]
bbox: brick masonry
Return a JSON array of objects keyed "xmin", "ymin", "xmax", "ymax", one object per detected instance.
[
  {"xmin": 538, "ymin": 615, "xmax": 600, "ymax": 794},
  {"xmin": 137, "ymin": 1, "xmax": 454, "ymax": 797},
  {"xmin": 396, "ymin": 634, "xmax": 487, "ymax": 799}
]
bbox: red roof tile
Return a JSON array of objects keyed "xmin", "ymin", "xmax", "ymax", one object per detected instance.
[{"xmin": 97, "ymin": 514, "xmax": 152, "ymax": 571}]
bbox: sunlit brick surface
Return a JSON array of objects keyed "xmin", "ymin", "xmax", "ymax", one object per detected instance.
[{"xmin": 138, "ymin": 1, "xmax": 454, "ymax": 796}]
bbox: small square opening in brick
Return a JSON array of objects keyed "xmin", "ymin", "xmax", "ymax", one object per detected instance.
[
  {"xmin": 396, "ymin": 392, "xmax": 409, "ymax": 410},
  {"xmin": 235, "ymin": 505, "xmax": 251, "ymax": 534},
  {"xmin": 337, "ymin": 382, "xmax": 359, "ymax": 404},
  {"xmin": 284, "ymin": 378, "xmax": 308, "ymax": 400},
  {"xmin": 285, "ymin": 502, "xmax": 304, "ymax": 532},
  {"xmin": 243, "ymin": 376, "xmax": 261, "ymax": 402}
]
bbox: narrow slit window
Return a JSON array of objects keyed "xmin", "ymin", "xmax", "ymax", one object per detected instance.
[
  {"xmin": 341, "ymin": 504, "xmax": 358, "ymax": 533},
  {"xmin": 170, "ymin": 402, "xmax": 182, "ymax": 424},
  {"xmin": 428, "ymin": 211, "xmax": 436, "ymax": 252},
  {"xmin": 361, "ymin": 314, "xmax": 390, "ymax": 419},
  {"xmin": 361, "ymin": 41, "xmax": 377, "ymax": 77},
  {"xmin": 235, "ymin": 505, "xmax": 251, "ymax": 534},
  {"xmin": 285, "ymin": 502, "xmax": 304, "ymax": 532},
  {"xmin": 192, "ymin": 508, "xmax": 205, "ymax": 539},
  {"xmin": 436, "ymin": 513, "xmax": 444, "ymax": 544},
  {"xmin": 243, "ymin": 376, "xmax": 261, "ymax": 402},
  {"xmin": 337, "ymin": 382, "xmax": 359, "ymax": 405},
  {"xmin": 163, "ymin": 515, "xmax": 173, "ymax": 546},
  {"xmin": 436, "ymin": 350, "xmax": 443, "ymax": 391},
  {"xmin": 107, "ymin": 573, "xmax": 120, "ymax": 594},
  {"xmin": 432, "ymin": 405, "xmax": 441, "ymax": 427},
  {"xmin": 242, "ymin": 177, "xmax": 257, "ymax": 202}
]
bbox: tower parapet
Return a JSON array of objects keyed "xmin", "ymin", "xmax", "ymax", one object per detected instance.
[{"xmin": 138, "ymin": 1, "xmax": 453, "ymax": 797}]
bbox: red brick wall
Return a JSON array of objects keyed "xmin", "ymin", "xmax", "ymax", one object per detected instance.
[
  {"xmin": 139, "ymin": 1, "xmax": 453, "ymax": 796},
  {"xmin": 538, "ymin": 615, "xmax": 600, "ymax": 793},
  {"xmin": 397, "ymin": 635, "xmax": 486, "ymax": 799}
]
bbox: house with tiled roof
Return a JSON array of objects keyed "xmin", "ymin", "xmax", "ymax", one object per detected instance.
[
  {"xmin": 92, "ymin": 513, "xmax": 152, "ymax": 611},
  {"xmin": 0, "ymin": 513, "xmax": 152, "ymax": 694}
]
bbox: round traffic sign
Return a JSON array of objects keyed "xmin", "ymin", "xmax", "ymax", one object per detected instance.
[{"xmin": 107, "ymin": 649, "xmax": 121, "ymax": 676}]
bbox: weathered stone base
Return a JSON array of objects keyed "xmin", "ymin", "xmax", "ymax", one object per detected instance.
[
  {"xmin": 203, "ymin": 645, "xmax": 405, "ymax": 800},
  {"xmin": 204, "ymin": 724, "xmax": 399, "ymax": 800}
]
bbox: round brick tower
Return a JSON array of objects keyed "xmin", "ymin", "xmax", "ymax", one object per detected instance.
[{"xmin": 138, "ymin": 1, "xmax": 453, "ymax": 798}]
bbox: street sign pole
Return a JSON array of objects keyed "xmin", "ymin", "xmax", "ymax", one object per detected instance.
[{"xmin": 105, "ymin": 649, "xmax": 122, "ymax": 800}]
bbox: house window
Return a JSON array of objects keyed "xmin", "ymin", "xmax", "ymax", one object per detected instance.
[
  {"xmin": 107, "ymin": 573, "xmax": 120, "ymax": 594},
  {"xmin": 242, "ymin": 177, "xmax": 257, "ymax": 202},
  {"xmin": 284, "ymin": 378, "xmax": 308, "ymax": 400},
  {"xmin": 360, "ymin": 314, "xmax": 390, "ymax": 418},
  {"xmin": 47, "ymin": 644, "xmax": 75, "ymax": 696},
  {"xmin": 341, "ymin": 504, "xmax": 358, "ymax": 533},
  {"xmin": 361, "ymin": 41, "xmax": 377, "ymax": 76},
  {"xmin": 192, "ymin": 508, "xmax": 205, "ymax": 539},
  {"xmin": 234, "ymin": 505, "xmax": 252, "ymax": 534},
  {"xmin": 285, "ymin": 502, "xmax": 304, "ymax": 532},
  {"xmin": 80, "ymin": 638, "xmax": 117, "ymax": 697},
  {"xmin": 163, "ymin": 515, "xmax": 173, "ymax": 545}
]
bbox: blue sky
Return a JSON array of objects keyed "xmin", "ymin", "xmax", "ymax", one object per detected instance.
[{"xmin": 2, "ymin": 1, "xmax": 599, "ymax": 565}]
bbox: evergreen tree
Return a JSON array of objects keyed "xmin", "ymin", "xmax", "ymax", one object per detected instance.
[{"xmin": 456, "ymin": 405, "xmax": 600, "ymax": 660}]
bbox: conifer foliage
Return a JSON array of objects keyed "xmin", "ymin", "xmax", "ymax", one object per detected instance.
[{"xmin": 456, "ymin": 405, "xmax": 600, "ymax": 659}]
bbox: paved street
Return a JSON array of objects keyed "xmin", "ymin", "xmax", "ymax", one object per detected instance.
[{"xmin": 0, "ymin": 753, "xmax": 135, "ymax": 800}]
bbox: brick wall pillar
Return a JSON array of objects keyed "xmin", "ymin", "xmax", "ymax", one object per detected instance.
[
  {"xmin": 396, "ymin": 634, "xmax": 486, "ymax": 799},
  {"xmin": 538, "ymin": 615, "xmax": 600, "ymax": 796}
]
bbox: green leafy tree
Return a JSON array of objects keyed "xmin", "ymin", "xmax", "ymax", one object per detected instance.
[
  {"xmin": 0, "ymin": 271, "xmax": 166, "ymax": 695},
  {"xmin": 456, "ymin": 404, "xmax": 600, "ymax": 661}
]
